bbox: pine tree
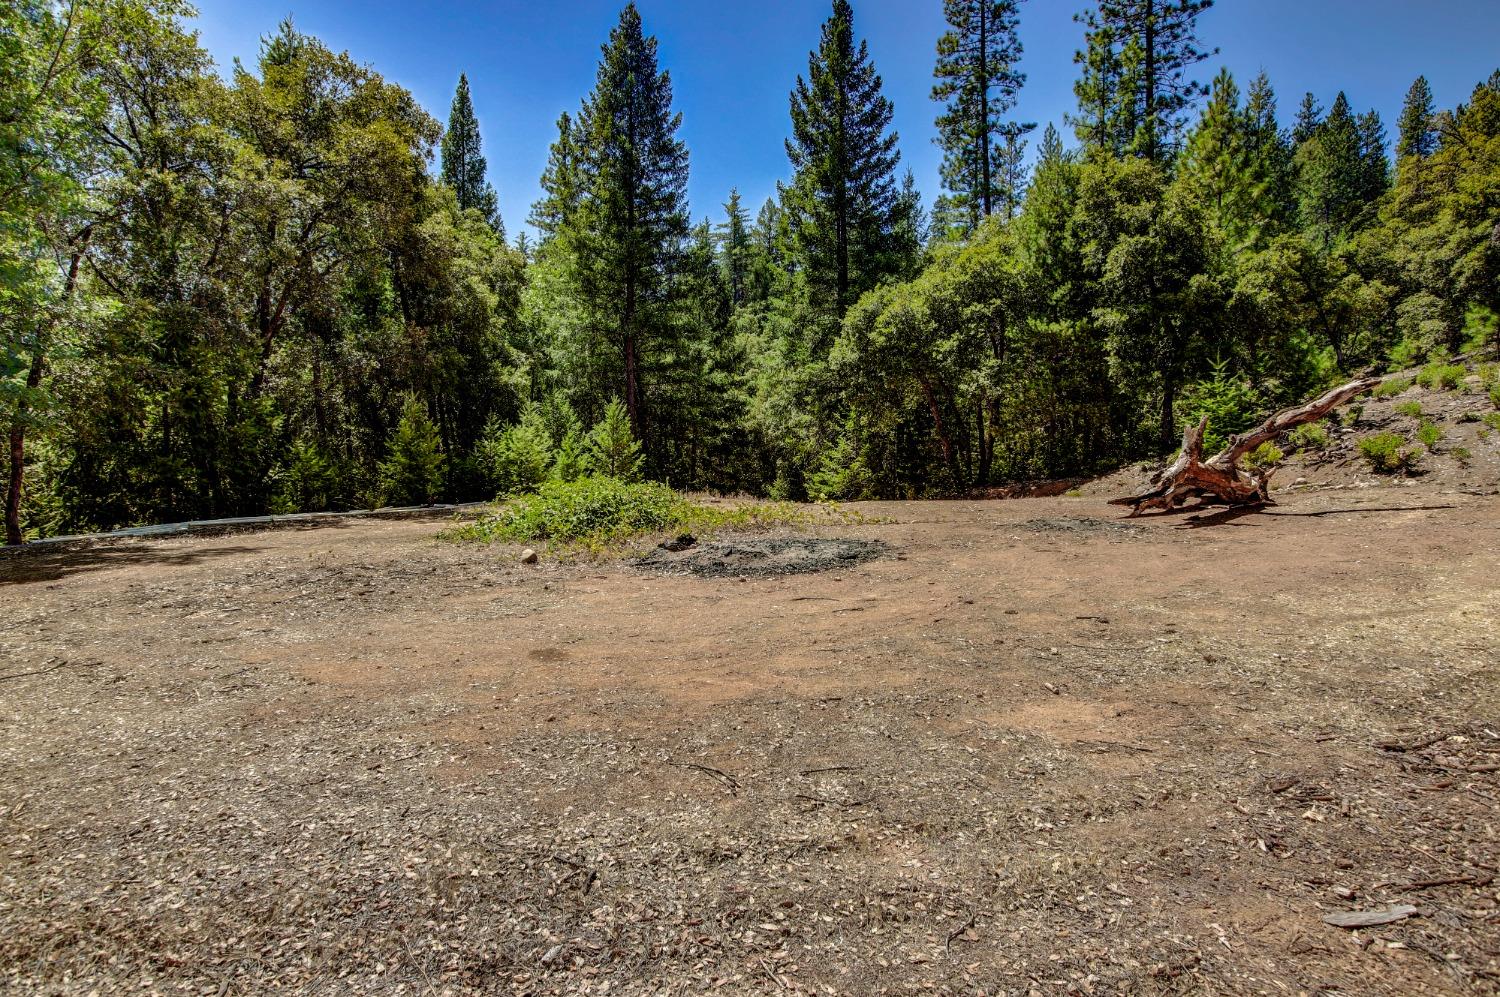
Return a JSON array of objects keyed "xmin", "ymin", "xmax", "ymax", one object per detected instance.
[
  {"xmin": 1240, "ymin": 71, "xmax": 1295, "ymax": 238},
  {"xmin": 1069, "ymin": 13, "xmax": 1127, "ymax": 153},
  {"xmin": 786, "ymin": 0, "xmax": 903, "ymax": 319},
  {"xmin": 1179, "ymin": 68, "xmax": 1249, "ymax": 241},
  {"xmin": 1294, "ymin": 92, "xmax": 1370, "ymax": 246},
  {"xmin": 1355, "ymin": 109, "xmax": 1390, "ymax": 203},
  {"xmin": 719, "ymin": 189, "xmax": 751, "ymax": 309},
  {"xmin": 584, "ymin": 398, "xmax": 645, "ymax": 480},
  {"xmin": 571, "ymin": 3, "xmax": 690, "ymax": 440},
  {"xmin": 440, "ymin": 74, "xmax": 501, "ymax": 233},
  {"xmin": 932, "ymin": 0, "xmax": 1033, "ymax": 233},
  {"xmin": 379, "ymin": 396, "xmax": 446, "ymax": 506},
  {"xmin": 1291, "ymin": 92, "xmax": 1323, "ymax": 143},
  {"xmin": 529, "ymin": 111, "xmax": 583, "ymax": 243},
  {"xmin": 995, "ymin": 122, "xmax": 1031, "ymax": 219},
  {"xmin": 1072, "ymin": 0, "xmax": 1216, "ymax": 162},
  {"xmin": 1396, "ymin": 76, "xmax": 1436, "ymax": 160}
]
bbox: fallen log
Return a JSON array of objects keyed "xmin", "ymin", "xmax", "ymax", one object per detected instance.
[{"xmin": 1112, "ymin": 375, "xmax": 1384, "ymax": 516}]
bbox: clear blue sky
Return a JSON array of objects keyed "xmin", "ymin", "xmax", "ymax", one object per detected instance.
[{"xmin": 193, "ymin": 0, "xmax": 1500, "ymax": 239}]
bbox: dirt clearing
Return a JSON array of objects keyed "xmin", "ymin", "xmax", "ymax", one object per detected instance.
[{"xmin": 1, "ymin": 486, "xmax": 1497, "ymax": 994}]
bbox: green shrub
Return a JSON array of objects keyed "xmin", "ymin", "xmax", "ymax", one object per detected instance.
[
  {"xmin": 1178, "ymin": 359, "xmax": 1261, "ymax": 454},
  {"xmin": 477, "ymin": 408, "xmax": 554, "ymax": 497},
  {"xmin": 550, "ymin": 429, "xmax": 587, "ymax": 482},
  {"xmin": 1393, "ymin": 400, "xmax": 1424, "ymax": 419},
  {"xmin": 1245, "ymin": 441, "xmax": 1284, "ymax": 471},
  {"xmin": 1286, "ymin": 421, "xmax": 1331, "ymax": 451},
  {"xmin": 379, "ymin": 395, "xmax": 446, "ymax": 505},
  {"xmin": 1340, "ymin": 403, "xmax": 1364, "ymax": 428},
  {"xmin": 1451, "ymin": 447, "xmax": 1473, "ymax": 466},
  {"xmin": 1417, "ymin": 362, "xmax": 1466, "ymax": 391},
  {"xmin": 444, "ymin": 476, "xmax": 813, "ymax": 550},
  {"xmin": 1372, "ymin": 378, "xmax": 1411, "ymax": 398},
  {"xmin": 1416, "ymin": 421, "xmax": 1444, "ymax": 451},
  {"xmin": 1485, "ymin": 412, "xmax": 1500, "ymax": 431},
  {"xmin": 1490, "ymin": 383, "xmax": 1500, "ymax": 410},
  {"xmin": 1358, "ymin": 432, "xmax": 1420, "ymax": 474},
  {"xmin": 584, "ymin": 399, "xmax": 645, "ymax": 481},
  {"xmin": 1479, "ymin": 363, "xmax": 1499, "ymax": 392}
]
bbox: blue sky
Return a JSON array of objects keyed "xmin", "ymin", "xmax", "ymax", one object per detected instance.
[{"xmin": 193, "ymin": 0, "xmax": 1500, "ymax": 239}]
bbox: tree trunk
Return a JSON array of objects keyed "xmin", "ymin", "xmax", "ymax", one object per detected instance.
[{"xmin": 1113, "ymin": 374, "xmax": 1383, "ymax": 515}]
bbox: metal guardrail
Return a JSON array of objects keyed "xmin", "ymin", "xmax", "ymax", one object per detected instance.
[{"xmin": 5, "ymin": 502, "xmax": 490, "ymax": 549}]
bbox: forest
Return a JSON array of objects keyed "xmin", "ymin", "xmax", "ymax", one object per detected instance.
[{"xmin": 3, "ymin": 0, "xmax": 1498, "ymax": 542}]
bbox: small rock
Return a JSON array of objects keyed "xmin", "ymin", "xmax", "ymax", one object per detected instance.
[{"xmin": 521, "ymin": 548, "xmax": 538, "ymax": 564}]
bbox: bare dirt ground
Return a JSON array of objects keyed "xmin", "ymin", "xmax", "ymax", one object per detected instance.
[{"xmin": 2, "ymin": 482, "xmax": 1498, "ymax": 994}]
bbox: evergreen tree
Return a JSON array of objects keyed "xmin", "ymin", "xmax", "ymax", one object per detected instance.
[
  {"xmin": 529, "ymin": 111, "xmax": 583, "ymax": 243},
  {"xmin": 379, "ymin": 396, "xmax": 446, "ymax": 505},
  {"xmin": 1291, "ymin": 92, "xmax": 1323, "ymax": 143},
  {"xmin": 1295, "ymin": 92, "xmax": 1374, "ymax": 246},
  {"xmin": 786, "ymin": 0, "xmax": 904, "ymax": 319},
  {"xmin": 570, "ymin": 3, "xmax": 690, "ymax": 440},
  {"xmin": 440, "ymin": 73, "xmax": 501, "ymax": 233},
  {"xmin": 585, "ymin": 398, "xmax": 645, "ymax": 480},
  {"xmin": 1355, "ymin": 109, "xmax": 1390, "ymax": 202},
  {"xmin": 932, "ymin": 0, "xmax": 1033, "ymax": 233},
  {"xmin": 1241, "ymin": 72, "xmax": 1295, "ymax": 233},
  {"xmin": 1396, "ymin": 75, "xmax": 1437, "ymax": 160},
  {"xmin": 719, "ymin": 189, "xmax": 751, "ymax": 309},
  {"xmin": 1072, "ymin": 0, "xmax": 1216, "ymax": 162}
]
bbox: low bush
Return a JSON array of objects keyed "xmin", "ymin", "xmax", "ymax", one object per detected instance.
[
  {"xmin": 1393, "ymin": 400, "xmax": 1424, "ymax": 419},
  {"xmin": 1416, "ymin": 421, "xmax": 1444, "ymax": 451},
  {"xmin": 1286, "ymin": 421, "xmax": 1330, "ymax": 451},
  {"xmin": 1358, "ymin": 432, "xmax": 1421, "ymax": 474},
  {"xmin": 1491, "ymin": 383, "xmax": 1500, "ymax": 410},
  {"xmin": 444, "ymin": 476, "xmax": 815, "ymax": 551},
  {"xmin": 1485, "ymin": 412, "xmax": 1500, "ymax": 431},
  {"xmin": 1340, "ymin": 403, "xmax": 1364, "ymax": 427},
  {"xmin": 1451, "ymin": 446, "xmax": 1473, "ymax": 466},
  {"xmin": 1417, "ymin": 362, "xmax": 1466, "ymax": 391},
  {"xmin": 1245, "ymin": 441, "xmax": 1284, "ymax": 471},
  {"xmin": 1372, "ymin": 378, "xmax": 1411, "ymax": 398}
]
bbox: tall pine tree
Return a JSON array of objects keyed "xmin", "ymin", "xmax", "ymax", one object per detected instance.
[
  {"xmin": 1396, "ymin": 76, "xmax": 1436, "ymax": 160},
  {"xmin": 529, "ymin": 111, "xmax": 583, "ymax": 243},
  {"xmin": 719, "ymin": 189, "xmax": 751, "ymax": 310},
  {"xmin": 570, "ymin": 3, "xmax": 690, "ymax": 441},
  {"xmin": 1072, "ymin": 0, "xmax": 1215, "ymax": 162},
  {"xmin": 440, "ymin": 74, "xmax": 501, "ymax": 233},
  {"xmin": 786, "ymin": 0, "xmax": 904, "ymax": 319},
  {"xmin": 932, "ymin": 0, "xmax": 1033, "ymax": 233}
]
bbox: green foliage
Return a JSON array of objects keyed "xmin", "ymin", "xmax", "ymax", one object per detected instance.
[
  {"xmin": 478, "ymin": 410, "xmax": 553, "ymax": 497},
  {"xmin": 1451, "ymin": 446, "xmax": 1473, "ymax": 466},
  {"xmin": 1245, "ymin": 441, "xmax": 1284, "ymax": 471},
  {"xmin": 444, "ymin": 476, "xmax": 809, "ymax": 550},
  {"xmin": 584, "ymin": 399, "xmax": 645, "ymax": 481},
  {"xmin": 1286, "ymin": 422, "xmax": 1330, "ymax": 451},
  {"xmin": 380, "ymin": 396, "xmax": 446, "ymax": 506},
  {"xmin": 1358, "ymin": 431, "xmax": 1420, "ymax": 474},
  {"xmin": 1490, "ymin": 384, "xmax": 1500, "ymax": 410},
  {"xmin": 1416, "ymin": 362, "xmax": 1465, "ymax": 391},
  {"xmin": 1416, "ymin": 420, "xmax": 1444, "ymax": 450},
  {"xmin": 441, "ymin": 73, "xmax": 501, "ymax": 231},
  {"xmin": 1478, "ymin": 364, "xmax": 1498, "ymax": 391},
  {"xmin": 932, "ymin": 1, "xmax": 1031, "ymax": 231},
  {"xmin": 1393, "ymin": 400, "xmax": 1424, "ymax": 419},
  {"xmin": 1372, "ymin": 378, "xmax": 1411, "ymax": 398},
  {"xmin": 786, "ymin": 0, "xmax": 908, "ymax": 318},
  {"xmin": 1177, "ymin": 359, "xmax": 1261, "ymax": 454},
  {"xmin": 1485, "ymin": 412, "xmax": 1500, "ymax": 432}
]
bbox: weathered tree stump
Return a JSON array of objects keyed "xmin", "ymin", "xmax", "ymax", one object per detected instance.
[{"xmin": 1112, "ymin": 375, "xmax": 1384, "ymax": 516}]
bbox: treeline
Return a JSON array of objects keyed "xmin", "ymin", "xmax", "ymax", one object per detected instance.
[{"xmin": 3, "ymin": 0, "xmax": 1497, "ymax": 540}]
